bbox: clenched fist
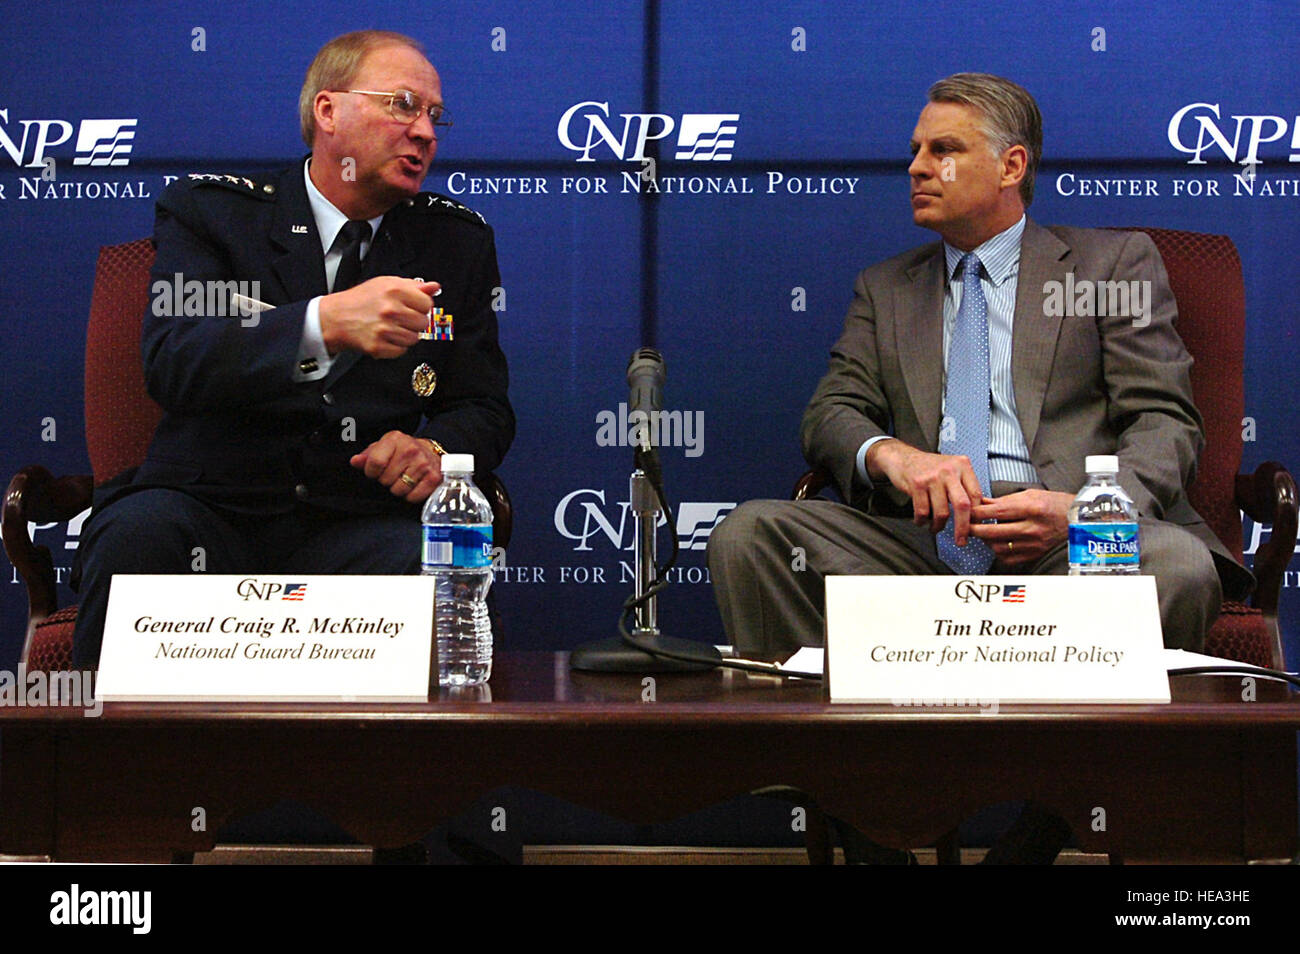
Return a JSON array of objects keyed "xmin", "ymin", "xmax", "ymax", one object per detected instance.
[{"xmin": 319, "ymin": 276, "xmax": 441, "ymax": 359}]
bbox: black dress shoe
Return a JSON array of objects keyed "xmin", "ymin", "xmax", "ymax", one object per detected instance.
[
  {"xmin": 832, "ymin": 818, "xmax": 919, "ymax": 865},
  {"xmin": 977, "ymin": 803, "xmax": 1072, "ymax": 865}
]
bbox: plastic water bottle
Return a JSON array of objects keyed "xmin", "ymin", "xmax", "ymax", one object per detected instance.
[
  {"xmin": 421, "ymin": 454, "xmax": 494, "ymax": 686},
  {"xmin": 1068, "ymin": 455, "xmax": 1140, "ymax": 575}
]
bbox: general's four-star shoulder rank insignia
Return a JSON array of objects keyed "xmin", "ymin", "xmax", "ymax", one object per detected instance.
[
  {"xmin": 185, "ymin": 173, "xmax": 271, "ymax": 198},
  {"xmin": 411, "ymin": 363, "xmax": 437, "ymax": 397},
  {"xmin": 417, "ymin": 192, "xmax": 488, "ymax": 226},
  {"xmin": 187, "ymin": 173, "xmax": 255, "ymax": 189}
]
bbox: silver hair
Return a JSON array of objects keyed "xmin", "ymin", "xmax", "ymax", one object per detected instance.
[{"xmin": 927, "ymin": 72, "xmax": 1042, "ymax": 206}]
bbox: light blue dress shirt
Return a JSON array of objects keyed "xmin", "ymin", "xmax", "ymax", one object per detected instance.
[
  {"xmin": 855, "ymin": 215, "xmax": 1040, "ymax": 488},
  {"xmin": 293, "ymin": 159, "xmax": 386, "ymax": 382}
]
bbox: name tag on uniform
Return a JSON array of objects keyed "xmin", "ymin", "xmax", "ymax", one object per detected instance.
[
  {"xmin": 96, "ymin": 575, "xmax": 434, "ymax": 702},
  {"xmin": 824, "ymin": 575, "xmax": 1168, "ymax": 705}
]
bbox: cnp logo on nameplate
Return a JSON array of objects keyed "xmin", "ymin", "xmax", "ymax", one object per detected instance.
[
  {"xmin": 824, "ymin": 576, "xmax": 1169, "ymax": 705},
  {"xmin": 96, "ymin": 575, "xmax": 434, "ymax": 702}
]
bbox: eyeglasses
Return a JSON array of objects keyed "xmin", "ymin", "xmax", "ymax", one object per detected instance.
[{"xmin": 334, "ymin": 89, "xmax": 452, "ymax": 139}]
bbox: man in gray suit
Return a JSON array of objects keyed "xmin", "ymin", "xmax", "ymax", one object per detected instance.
[{"xmin": 709, "ymin": 72, "xmax": 1252, "ymax": 660}]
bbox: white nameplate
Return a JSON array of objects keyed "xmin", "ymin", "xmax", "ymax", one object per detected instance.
[
  {"xmin": 97, "ymin": 575, "xmax": 434, "ymax": 702},
  {"xmin": 825, "ymin": 575, "xmax": 1169, "ymax": 705}
]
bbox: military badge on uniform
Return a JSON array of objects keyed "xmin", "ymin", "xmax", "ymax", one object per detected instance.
[
  {"xmin": 412, "ymin": 363, "xmax": 437, "ymax": 397},
  {"xmin": 419, "ymin": 307, "xmax": 453, "ymax": 341},
  {"xmin": 432, "ymin": 308, "xmax": 453, "ymax": 341},
  {"xmin": 411, "ymin": 277, "xmax": 452, "ymax": 341}
]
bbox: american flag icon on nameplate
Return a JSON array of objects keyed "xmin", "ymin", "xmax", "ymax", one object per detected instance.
[
  {"xmin": 282, "ymin": 584, "xmax": 308, "ymax": 601},
  {"xmin": 1002, "ymin": 585, "xmax": 1025, "ymax": 603}
]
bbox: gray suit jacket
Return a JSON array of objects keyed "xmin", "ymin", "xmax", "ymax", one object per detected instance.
[{"xmin": 801, "ymin": 218, "xmax": 1252, "ymax": 599}]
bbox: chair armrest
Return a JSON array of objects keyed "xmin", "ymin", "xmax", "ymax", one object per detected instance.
[
  {"xmin": 792, "ymin": 468, "xmax": 834, "ymax": 501},
  {"xmin": 475, "ymin": 471, "xmax": 513, "ymax": 551},
  {"xmin": 1234, "ymin": 461, "xmax": 1298, "ymax": 618},
  {"xmin": 2, "ymin": 466, "xmax": 93, "ymax": 626}
]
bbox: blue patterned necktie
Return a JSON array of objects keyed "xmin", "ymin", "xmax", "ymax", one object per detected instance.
[{"xmin": 937, "ymin": 252, "xmax": 994, "ymax": 573}]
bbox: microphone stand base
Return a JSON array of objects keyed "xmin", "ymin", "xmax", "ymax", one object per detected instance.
[{"xmin": 569, "ymin": 635, "xmax": 721, "ymax": 673}]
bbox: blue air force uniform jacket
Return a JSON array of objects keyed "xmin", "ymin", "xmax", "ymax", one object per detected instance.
[{"xmin": 134, "ymin": 162, "xmax": 514, "ymax": 515}]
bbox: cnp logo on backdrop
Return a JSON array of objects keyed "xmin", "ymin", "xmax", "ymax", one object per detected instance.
[
  {"xmin": 0, "ymin": 109, "xmax": 137, "ymax": 167},
  {"xmin": 1167, "ymin": 103, "xmax": 1300, "ymax": 165},
  {"xmin": 554, "ymin": 488, "xmax": 734, "ymax": 551},
  {"xmin": 558, "ymin": 102, "xmax": 739, "ymax": 162}
]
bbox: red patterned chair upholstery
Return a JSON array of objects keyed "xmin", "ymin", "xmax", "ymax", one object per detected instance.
[
  {"xmin": 3, "ymin": 239, "xmax": 513, "ymax": 672},
  {"xmin": 793, "ymin": 228, "xmax": 1296, "ymax": 669}
]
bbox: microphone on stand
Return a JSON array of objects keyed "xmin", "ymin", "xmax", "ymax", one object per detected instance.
[
  {"xmin": 568, "ymin": 348, "xmax": 720, "ymax": 673},
  {"xmin": 626, "ymin": 348, "xmax": 664, "ymax": 441},
  {"xmin": 626, "ymin": 348, "xmax": 664, "ymax": 417},
  {"xmin": 625, "ymin": 347, "xmax": 665, "ymax": 485}
]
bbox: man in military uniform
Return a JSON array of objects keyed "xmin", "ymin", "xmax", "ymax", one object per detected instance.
[{"xmin": 72, "ymin": 30, "xmax": 513, "ymax": 666}]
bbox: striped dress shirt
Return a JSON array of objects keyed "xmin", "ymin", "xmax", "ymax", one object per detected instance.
[{"xmin": 855, "ymin": 214, "xmax": 1040, "ymax": 487}]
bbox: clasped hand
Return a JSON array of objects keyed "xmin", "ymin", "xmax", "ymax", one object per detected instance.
[
  {"xmin": 350, "ymin": 431, "xmax": 443, "ymax": 505},
  {"xmin": 868, "ymin": 440, "xmax": 1071, "ymax": 566}
]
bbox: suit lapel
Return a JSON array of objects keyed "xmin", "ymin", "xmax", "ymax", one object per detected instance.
[
  {"xmin": 895, "ymin": 245, "xmax": 946, "ymax": 450},
  {"xmin": 269, "ymin": 164, "xmax": 328, "ymax": 305},
  {"xmin": 364, "ymin": 205, "xmax": 420, "ymax": 279},
  {"xmin": 1011, "ymin": 219, "xmax": 1070, "ymax": 456}
]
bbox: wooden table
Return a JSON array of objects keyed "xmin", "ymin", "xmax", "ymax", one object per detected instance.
[{"xmin": 1, "ymin": 652, "xmax": 1296, "ymax": 862}]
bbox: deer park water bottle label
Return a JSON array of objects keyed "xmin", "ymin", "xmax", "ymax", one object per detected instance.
[
  {"xmin": 1068, "ymin": 523, "xmax": 1139, "ymax": 568},
  {"xmin": 422, "ymin": 525, "xmax": 493, "ymax": 568}
]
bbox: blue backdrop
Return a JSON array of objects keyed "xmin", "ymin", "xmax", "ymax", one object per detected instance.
[{"xmin": 2, "ymin": 0, "xmax": 1298, "ymax": 668}]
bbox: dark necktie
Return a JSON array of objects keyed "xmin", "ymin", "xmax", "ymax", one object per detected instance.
[
  {"xmin": 937, "ymin": 252, "xmax": 995, "ymax": 574},
  {"xmin": 331, "ymin": 220, "xmax": 372, "ymax": 292}
]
